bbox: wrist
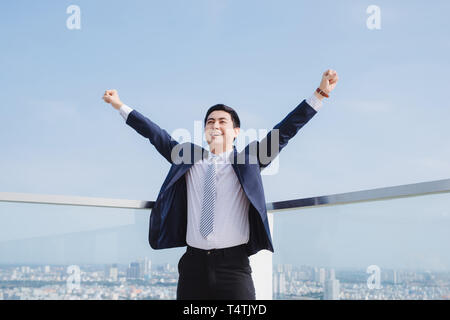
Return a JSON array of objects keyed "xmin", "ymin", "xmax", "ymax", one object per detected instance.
[
  {"xmin": 112, "ymin": 101, "xmax": 123, "ymax": 110},
  {"xmin": 313, "ymin": 90, "xmax": 325, "ymax": 101}
]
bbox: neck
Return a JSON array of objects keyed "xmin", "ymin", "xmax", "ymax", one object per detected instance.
[{"xmin": 209, "ymin": 143, "xmax": 234, "ymax": 155}]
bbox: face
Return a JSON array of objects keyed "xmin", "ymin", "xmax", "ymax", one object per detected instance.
[{"xmin": 204, "ymin": 110, "xmax": 240, "ymax": 149}]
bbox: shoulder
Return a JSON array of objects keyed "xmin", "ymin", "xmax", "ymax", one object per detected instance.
[{"xmin": 170, "ymin": 142, "xmax": 208, "ymax": 165}]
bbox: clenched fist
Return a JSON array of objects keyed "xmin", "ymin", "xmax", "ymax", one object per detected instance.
[
  {"xmin": 102, "ymin": 89, "xmax": 123, "ymax": 110},
  {"xmin": 319, "ymin": 69, "xmax": 339, "ymax": 95}
]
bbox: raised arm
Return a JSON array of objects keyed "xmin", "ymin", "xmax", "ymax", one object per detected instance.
[
  {"xmin": 257, "ymin": 69, "xmax": 339, "ymax": 170},
  {"xmin": 102, "ymin": 89, "xmax": 179, "ymax": 164}
]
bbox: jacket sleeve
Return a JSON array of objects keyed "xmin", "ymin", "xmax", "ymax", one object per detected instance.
[
  {"xmin": 257, "ymin": 99, "xmax": 317, "ymax": 170},
  {"xmin": 126, "ymin": 109, "xmax": 179, "ymax": 164}
]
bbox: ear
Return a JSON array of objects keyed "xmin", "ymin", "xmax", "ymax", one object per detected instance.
[{"xmin": 234, "ymin": 127, "xmax": 240, "ymax": 138}]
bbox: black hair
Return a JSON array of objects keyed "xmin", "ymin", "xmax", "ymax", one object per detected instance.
[{"xmin": 204, "ymin": 104, "xmax": 241, "ymax": 128}]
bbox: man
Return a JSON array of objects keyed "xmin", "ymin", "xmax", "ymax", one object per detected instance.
[{"xmin": 102, "ymin": 69, "xmax": 339, "ymax": 299}]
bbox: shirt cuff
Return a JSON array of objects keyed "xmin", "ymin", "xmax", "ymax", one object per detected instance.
[
  {"xmin": 306, "ymin": 94, "xmax": 323, "ymax": 112},
  {"xmin": 119, "ymin": 104, "xmax": 133, "ymax": 121}
]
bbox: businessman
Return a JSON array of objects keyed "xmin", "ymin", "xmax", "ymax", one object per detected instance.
[{"xmin": 102, "ymin": 69, "xmax": 339, "ymax": 300}]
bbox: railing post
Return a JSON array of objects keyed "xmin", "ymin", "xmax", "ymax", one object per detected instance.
[{"xmin": 249, "ymin": 212, "xmax": 273, "ymax": 300}]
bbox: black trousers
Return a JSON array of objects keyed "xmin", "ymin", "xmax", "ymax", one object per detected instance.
[{"xmin": 176, "ymin": 243, "xmax": 256, "ymax": 300}]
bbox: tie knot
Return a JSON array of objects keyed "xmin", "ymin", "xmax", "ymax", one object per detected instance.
[{"xmin": 210, "ymin": 155, "xmax": 219, "ymax": 163}]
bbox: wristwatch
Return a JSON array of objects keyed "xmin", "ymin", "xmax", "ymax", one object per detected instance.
[{"xmin": 316, "ymin": 88, "xmax": 329, "ymax": 98}]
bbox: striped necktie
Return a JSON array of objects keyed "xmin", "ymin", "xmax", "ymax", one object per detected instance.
[{"xmin": 199, "ymin": 155, "xmax": 218, "ymax": 238}]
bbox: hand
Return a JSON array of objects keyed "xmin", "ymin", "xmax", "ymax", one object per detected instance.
[
  {"xmin": 319, "ymin": 69, "xmax": 339, "ymax": 95},
  {"xmin": 102, "ymin": 89, "xmax": 123, "ymax": 110}
]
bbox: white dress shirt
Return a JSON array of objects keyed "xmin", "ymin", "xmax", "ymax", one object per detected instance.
[
  {"xmin": 118, "ymin": 95, "xmax": 322, "ymax": 249},
  {"xmin": 184, "ymin": 148, "xmax": 251, "ymax": 249}
]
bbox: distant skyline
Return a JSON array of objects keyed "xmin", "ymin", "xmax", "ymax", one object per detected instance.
[{"xmin": 1, "ymin": 1, "xmax": 449, "ymax": 269}]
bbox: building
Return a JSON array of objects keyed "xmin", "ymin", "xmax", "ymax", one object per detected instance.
[
  {"xmin": 138, "ymin": 258, "xmax": 152, "ymax": 278},
  {"xmin": 273, "ymin": 271, "xmax": 286, "ymax": 298},
  {"xmin": 126, "ymin": 262, "xmax": 142, "ymax": 280},
  {"xmin": 324, "ymin": 279, "xmax": 340, "ymax": 300},
  {"xmin": 105, "ymin": 264, "xmax": 119, "ymax": 281},
  {"xmin": 314, "ymin": 267, "xmax": 326, "ymax": 284},
  {"xmin": 324, "ymin": 270, "xmax": 340, "ymax": 300}
]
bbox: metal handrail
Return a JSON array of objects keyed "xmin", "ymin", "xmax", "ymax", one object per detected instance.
[
  {"xmin": 267, "ymin": 178, "xmax": 450, "ymax": 212},
  {"xmin": 1, "ymin": 178, "xmax": 449, "ymax": 212},
  {"xmin": 0, "ymin": 192, "xmax": 154, "ymax": 210}
]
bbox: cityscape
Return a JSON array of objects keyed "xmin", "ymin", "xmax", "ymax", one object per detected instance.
[
  {"xmin": 273, "ymin": 264, "xmax": 450, "ymax": 300},
  {"xmin": 1, "ymin": 260, "xmax": 449, "ymax": 300}
]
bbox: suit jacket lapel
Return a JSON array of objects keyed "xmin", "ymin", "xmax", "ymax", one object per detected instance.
[{"xmin": 163, "ymin": 143, "xmax": 207, "ymax": 192}]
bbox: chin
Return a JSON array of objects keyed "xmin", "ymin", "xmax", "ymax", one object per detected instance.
[{"xmin": 210, "ymin": 137, "xmax": 223, "ymax": 143}]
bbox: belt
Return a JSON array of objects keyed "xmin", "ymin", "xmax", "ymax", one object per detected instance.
[{"xmin": 186, "ymin": 243, "xmax": 248, "ymax": 257}]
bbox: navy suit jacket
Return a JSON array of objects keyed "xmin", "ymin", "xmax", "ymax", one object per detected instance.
[{"xmin": 125, "ymin": 100, "xmax": 317, "ymax": 256}]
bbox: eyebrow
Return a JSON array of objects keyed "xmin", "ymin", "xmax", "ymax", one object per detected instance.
[{"xmin": 207, "ymin": 117, "xmax": 229, "ymax": 122}]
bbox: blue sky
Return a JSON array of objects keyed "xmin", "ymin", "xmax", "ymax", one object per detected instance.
[{"xmin": 1, "ymin": 1, "xmax": 449, "ymax": 269}]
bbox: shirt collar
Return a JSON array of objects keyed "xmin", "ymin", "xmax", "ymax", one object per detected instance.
[{"xmin": 207, "ymin": 147, "xmax": 234, "ymax": 163}]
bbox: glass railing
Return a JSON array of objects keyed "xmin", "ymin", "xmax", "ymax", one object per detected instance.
[
  {"xmin": 0, "ymin": 200, "xmax": 184, "ymax": 300},
  {"xmin": 270, "ymin": 178, "xmax": 450, "ymax": 300},
  {"xmin": 272, "ymin": 192, "xmax": 450, "ymax": 300},
  {"xmin": 1, "ymin": 178, "xmax": 449, "ymax": 300}
]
